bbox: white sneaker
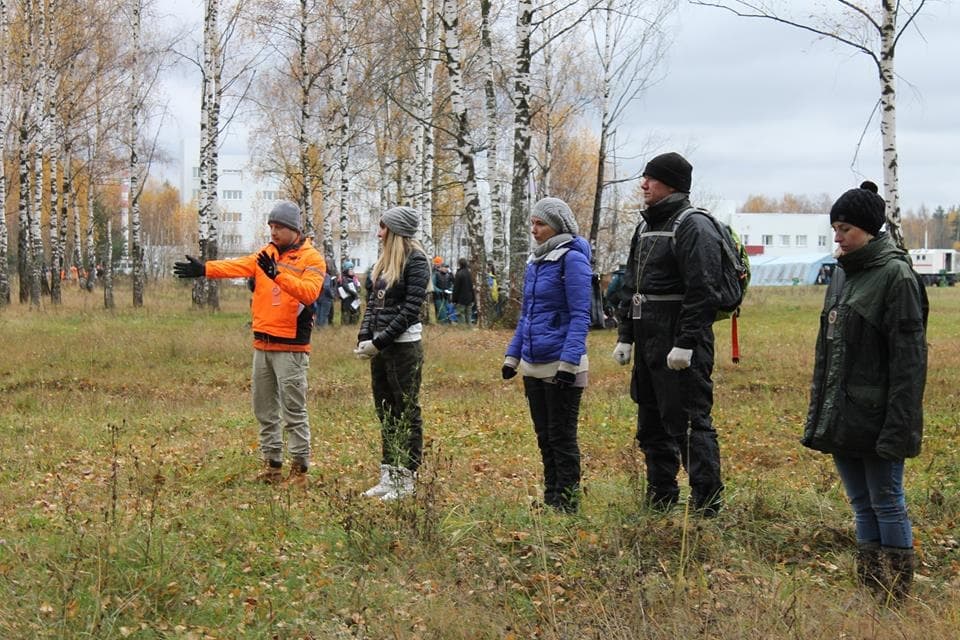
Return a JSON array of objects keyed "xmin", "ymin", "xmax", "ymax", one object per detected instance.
[
  {"xmin": 380, "ymin": 466, "xmax": 415, "ymax": 501},
  {"xmin": 363, "ymin": 464, "xmax": 392, "ymax": 498}
]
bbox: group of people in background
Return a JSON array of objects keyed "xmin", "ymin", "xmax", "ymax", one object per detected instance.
[{"xmin": 173, "ymin": 149, "xmax": 927, "ymax": 602}]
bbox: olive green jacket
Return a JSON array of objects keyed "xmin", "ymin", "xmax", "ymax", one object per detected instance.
[{"xmin": 802, "ymin": 233, "xmax": 927, "ymax": 459}]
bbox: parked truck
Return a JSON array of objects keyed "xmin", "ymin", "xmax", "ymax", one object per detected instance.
[{"xmin": 909, "ymin": 248, "xmax": 959, "ymax": 286}]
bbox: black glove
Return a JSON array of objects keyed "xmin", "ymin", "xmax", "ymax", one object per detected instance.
[
  {"xmin": 554, "ymin": 369, "xmax": 576, "ymax": 388},
  {"xmin": 501, "ymin": 365, "xmax": 517, "ymax": 380},
  {"xmin": 257, "ymin": 251, "xmax": 278, "ymax": 280},
  {"xmin": 173, "ymin": 254, "xmax": 205, "ymax": 278}
]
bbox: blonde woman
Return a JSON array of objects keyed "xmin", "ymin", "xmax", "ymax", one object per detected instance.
[{"xmin": 354, "ymin": 206, "xmax": 431, "ymax": 500}]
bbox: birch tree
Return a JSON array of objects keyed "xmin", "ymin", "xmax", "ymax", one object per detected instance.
[
  {"xmin": 190, "ymin": 0, "xmax": 258, "ymax": 309},
  {"xmin": 195, "ymin": 0, "xmax": 220, "ymax": 309},
  {"xmin": 691, "ymin": 0, "xmax": 928, "ymax": 249},
  {"xmin": 478, "ymin": 0, "xmax": 506, "ymax": 303},
  {"xmin": 440, "ymin": 0, "xmax": 489, "ymax": 324},
  {"xmin": 506, "ymin": 0, "xmax": 534, "ymax": 314},
  {"xmin": 506, "ymin": 0, "xmax": 598, "ymax": 315},
  {"xmin": 587, "ymin": 0, "xmax": 673, "ymax": 260},
  {"xmin": 412, "ymin": 0, "xmax": 437, "ymax": 259},
  {"xmin": 0, "ymin": 0, "xmax": 11, "ymax": 305}
]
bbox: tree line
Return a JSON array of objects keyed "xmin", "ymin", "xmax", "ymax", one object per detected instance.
[{"xmin": 0, "ymin": 0, "xmax": 934, "ymax": 320}]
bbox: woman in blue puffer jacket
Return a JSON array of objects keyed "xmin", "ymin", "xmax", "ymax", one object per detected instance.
[{"xmin": 502, "ymin": 197, "xmax": 592, "ymax": 513}]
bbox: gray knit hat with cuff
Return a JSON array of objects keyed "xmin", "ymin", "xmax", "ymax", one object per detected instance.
[
  {"xmin": 531, "ymin": 197, "xmax": 578, "ymax": 235},
  {"xmin": 382, "ymin": 206, "xmax": 420, "ymax": 238},
  {"xmin": 268, "ymin": 200, "xmax": 302, "ymax": 233}
]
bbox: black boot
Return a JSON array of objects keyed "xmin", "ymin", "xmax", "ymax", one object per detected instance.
[
  {"xmin": 883, "ymin": 546, "xmax": 915, "ymax": 601},
  {"xmin": 855, "ymin": 541, "xmax": 885, "ymax": 596}
]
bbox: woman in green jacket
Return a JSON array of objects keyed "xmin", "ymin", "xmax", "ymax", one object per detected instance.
[{"xmin": 803, "ymin": 186, "xmax": 927, "ymax": 601}]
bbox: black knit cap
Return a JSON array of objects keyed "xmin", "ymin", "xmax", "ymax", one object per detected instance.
[
  {"xmin": 642, "ymin": 152, "xmax": 692, "ymax": 193},
  {"xmin": 830, "ymin": 188, "xmax": 886, "ymax": 236}
]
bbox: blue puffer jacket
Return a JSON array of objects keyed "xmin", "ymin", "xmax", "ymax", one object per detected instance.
[{"xmin": 506, "ymin": 235, "xmax": 592, "ymax": 366}]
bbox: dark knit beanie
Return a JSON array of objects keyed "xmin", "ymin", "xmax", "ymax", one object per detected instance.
[
  {"xmin": 830, "ymin": 188, "xmax": 886, "ymax": 236},
  {"xmin": 642, "ymin": 152, "xmax": 692, "ymax": 193}
]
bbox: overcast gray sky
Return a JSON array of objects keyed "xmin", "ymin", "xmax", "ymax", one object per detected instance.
[
  {"xmin": 158, "ymin": 0, "xmax": 959, "ymax": 213},
  {"xmin": 616, "ymin": 1, "xmax": 959, "ymax": 212}
]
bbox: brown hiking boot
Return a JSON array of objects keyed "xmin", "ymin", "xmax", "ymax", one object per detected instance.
[
  {"xmin": 256, "ymin": 460, "xmax": 283, "ymax": 485},
  {"xmin": 285, "ymin": 462, "xmax": 309, "ymax": 489}
]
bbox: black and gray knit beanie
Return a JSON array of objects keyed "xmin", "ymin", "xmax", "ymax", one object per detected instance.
[
  {"xmin": 642, "ymin": 152, "xmax": 693, "ymax": 193},
  {"xmin": 830, "ymin": 188, "xmax": 886, "ymax": 236}
]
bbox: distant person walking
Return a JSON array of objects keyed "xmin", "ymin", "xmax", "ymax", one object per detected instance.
[
  {"xmin": 452, "ymin": 257, "xmax": 474, "ymax": 325},
  {"xmin": 502, "ymin": 197, "xmax": 591, "ymax": 513},
  {"xmin": 315, "ymin": 264, "xmax": 337, "ymax": 327},
  {"xmin": 433, "ymin": 261, "xmax": 454, "ymax": 323},
  {"xmin": 338, "ymin": 262, "xmax": 362, "ymax": 325},
  {"xmin": 803, "ymin": 187, "xmax": 927, "ymax": 600},
  {"xmin": 174, "ymin": 201, "xmax": 325, "ymax": 487},
  {"xmin": 355, "ymin": 206, "xmax": 430, "ymax": 501},
  {"xmin": 612, "ymin": 152, "xmax": 725, "ymax": 516}
]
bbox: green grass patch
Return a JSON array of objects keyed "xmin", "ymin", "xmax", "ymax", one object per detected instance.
[{"xmin": 0, "ymin": 281, "xmax": 958, "ymax": 638}]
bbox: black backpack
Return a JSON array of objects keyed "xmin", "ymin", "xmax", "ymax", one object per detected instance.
[{"xmin": 666, "ymin": 207, "xmax": 750, "ymax": 319}]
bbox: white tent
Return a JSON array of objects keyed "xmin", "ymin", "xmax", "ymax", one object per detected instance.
[{"xmin": 749, "ymin": 253, "xmax": 836, "ymax": 286}]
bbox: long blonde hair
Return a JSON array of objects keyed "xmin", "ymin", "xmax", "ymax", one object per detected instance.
[{"xmin": 371, "ymin": 228, "xmax": 430, "ymax": 289}]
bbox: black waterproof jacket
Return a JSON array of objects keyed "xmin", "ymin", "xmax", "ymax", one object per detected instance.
[
  {"xmin": 616, "ymin": 193, "xmax": 723, "ymax": 349},
  {"xmin": 802, "ymin": 233, "xmax": 927, "ymax": 459},
  {"xmin": 359, "ymin": 250, "xmax": 430, "ymax": 350}
]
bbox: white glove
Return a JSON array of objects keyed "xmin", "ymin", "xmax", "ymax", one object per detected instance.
[
  {"xmin": 612, "ymin": 342, "xmax": 632, "ymax": 366},
  {"xmin": 666, "ymin": 347, "xmax": 693, "ymax": 371},
  {"xmin": 354, "ymin": 340, "xmax": 378, "ymax": 359}
]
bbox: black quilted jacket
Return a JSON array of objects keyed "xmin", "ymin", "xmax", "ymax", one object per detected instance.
[{"xmin": 358, "ymin": 250, "xmax": 430, "ymax": 350}]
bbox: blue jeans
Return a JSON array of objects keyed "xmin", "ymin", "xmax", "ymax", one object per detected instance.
[{"xmin": 833, "ymin": 454, "xmax": 912, "ymax": 548}]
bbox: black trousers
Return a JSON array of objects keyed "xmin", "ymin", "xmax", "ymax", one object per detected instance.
[
  {"xmin": 523, "ymin": 376, "xmax": 583, "ymax": 511},
  {"xmin": 371, "ymin": 341, "xmax": 424, "ymax": 471},
  {"xmin": 630, "ymin": 311, "xmax": 723, "ymax": 509}
]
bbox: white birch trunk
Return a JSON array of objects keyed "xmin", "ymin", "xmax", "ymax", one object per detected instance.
[
  {"xmin": 507, "ymin": 0, "xmax": 534, "ymax": 319},
  {"xmin": 49, "ymin": 129, "xmax": 62, "ymax": 304},
  {"xmin": 26, "ymin": 0, "xmax": 52, "ymax": 307},
  {"xmin": 0, "ymin": 0, "xmax": 9, "ymax": 305},
  {"xmin": 479, "ymin": 0, "xmax": 504, "ymax": 294},
  {"xmin": 103, "ymin": 218, "xmax": 114, "ymax": 309},
  {"xmin": 441, "ymin": 0, "xmax": 489, "ymax": 325},
  {"xmin": 197, "ymin": 0, "xmax": 221, "ymax": 309},
  {"xmin": 418, "ymin": 0, "xmax": 437, "ymax": 259},
  {"xmin": 879, "ymin": 1, "xmax": 902, "ymax": 248},
  {"xmin": 336, "ymin": 12, "xmax": 351, "ymax": 266},
  {"xmin": 84, "ymin": 148, "xmax": 97, "ymax": 292},
  {"xmin": 130, "ymin": 0, "xmax": 145, "ymax": 306},
  {"xmin": 298, "ymin": 0, "xmax": 314, "ymax": 237}
]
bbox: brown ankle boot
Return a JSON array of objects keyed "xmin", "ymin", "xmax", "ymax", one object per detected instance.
[
  {"xmin": 256, "ymin": 460, "xmax": 283, "ymax": 485},
  {"xmin": 855, "ymin": 542, "xmax": 885, "ymax": 596},
  {"xmin": 285, "ymin": 462, "xmax": 309, "ymax": 488},
  {"xmin": 883, "ymin": 547, "xmax": 915, "ymax": 601}
]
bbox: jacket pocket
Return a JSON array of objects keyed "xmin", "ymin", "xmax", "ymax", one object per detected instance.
[{"xmin": 835, "ymin": 383, "xmax": 885, "ymax": 451}]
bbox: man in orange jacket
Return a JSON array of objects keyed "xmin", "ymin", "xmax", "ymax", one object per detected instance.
[{"xmin": 174, "ymin": 201, "xmax": 326, "ymax": 487}]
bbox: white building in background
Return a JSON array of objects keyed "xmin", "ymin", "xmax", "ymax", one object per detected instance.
[
  {"xmin": 180, "ymin": 144, "xmax": 285, "ymax": 258},
  {"xmin": 729, "ymin": 213, "xmax": 834, "ymax": 257},
  {"xmin": 178, "ymin": 143, "xmax": 380, "ymax": 270}
]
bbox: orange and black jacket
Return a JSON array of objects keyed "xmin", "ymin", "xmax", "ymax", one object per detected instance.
[{"xmin": 204, "ymin": 238, "xmax": 326, "ymax": 352}]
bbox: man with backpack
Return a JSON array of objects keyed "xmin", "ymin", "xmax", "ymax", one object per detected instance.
[{"xmin": 612, "ymin": 152, "xmax": 725, "ymax": 517}]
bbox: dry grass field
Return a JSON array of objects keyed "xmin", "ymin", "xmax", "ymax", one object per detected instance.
[{"xmin": 0, "ymin": 281, "xmax": 957, "ymax": 638}]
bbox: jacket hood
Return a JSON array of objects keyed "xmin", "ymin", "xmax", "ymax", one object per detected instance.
[{"xmin": 566, "ymin": 234, "xmax": 592, "ymax": 263}]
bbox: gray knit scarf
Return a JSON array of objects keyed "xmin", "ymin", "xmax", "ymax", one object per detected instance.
[{"xmin": 531, "ymin": 233, "xmax": 573, "ymax": 261}]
